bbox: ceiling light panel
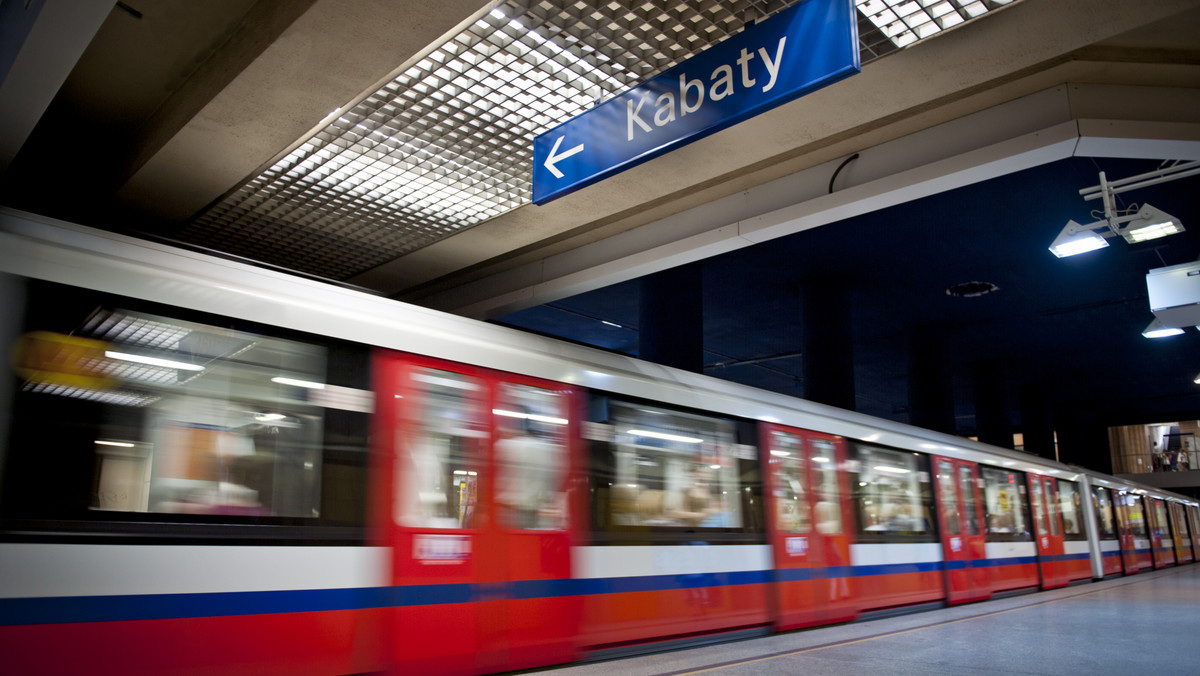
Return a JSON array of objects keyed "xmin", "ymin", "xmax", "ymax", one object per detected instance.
[{"xmin": 185, "ymin": 0, "xmax": 1016, "ymax": 281}]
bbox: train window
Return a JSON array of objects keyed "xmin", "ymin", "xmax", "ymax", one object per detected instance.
[
  {"xmin": 769, "ymin": 430, "xmax": 810, "ymax": 534},
  {"xmin": 936, "ymin": 460, "xmax": 960, "ymax": 536},
  {"xmin": 2, "ymin": 283, "xmax": 370, "ymax": 540},
  {"xmin": 958, "ymin": 464, "xmax": 980, "ymax": 536},
  {"xmin": 1092, "ymin": 486, "xmax": 1118, "ymax": 539},
  {"xmin": 850, "ymin": 444, "xmax": 934, "ymax": 541},
  {"xmin": 589, "ymin": 399, "xmax": 763, "ymax": 543},
  {"xmin": 608, "ymin": 402, "xmax": 741, "ymax": 529},
  {"xmin": 1030, "ymin": 479, "xmax": 1049, "ymax": 536},
  {"xmin": 980, "ymin": 467, "xmax": 1031, "ymax": 540},
  {"xmin": 396, "ymin": 367, "xmax": 485, "ymax": 529},
  {"xmin": 1124, "ymin": 494, "xmax": 1149, "ymax": 538},
  {"xmin": 1153, "ymin": 500, "xmax": 1171, "ymax": 538},
  {"xmin": 1046, "ymin": 482, "xmax": 1061, "ymax": 536},
  {"xmin": 1056, "ymin": 480, "xmax": 1084, "ymax": 539},
  {"xmin": 494, "ymin": 383, "xmax": 569, "ymax": 531},
  {"xmin": 810, "ymin": 438, "xmax": 841, "ymax": 535}
]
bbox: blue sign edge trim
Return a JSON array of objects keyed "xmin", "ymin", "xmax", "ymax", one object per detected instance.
[{"xmin": 532, "ymin": 0, "xmax": 861, "ymax": 205}]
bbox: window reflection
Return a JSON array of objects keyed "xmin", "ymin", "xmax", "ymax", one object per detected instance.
[
  {"xmin": 769, "ymin": 431, "xmax": 809, "ymax": 534},
  {"xmin": 810, "ymin": 439, "xmax": 841, "ymax": 535},
  {"xmin": 936, "ymin": 460, "xmax": 960, "ymax": 536},
  {"xmin": 396, "ymin": 367, "xmax": 484, "ymax": 529},
  {"xmin": 606, "ymin": 402, "xmax": 742, "ymax": 530},
  {"xmin": 852, "ymin": 445, "xmax": 933, "ymax": 538},
  {"xmin": 495, "ymin": 383, "xmax": 569, "ymax": 531},
  {"xmin": 36, "ymin": 308, "xmax": 332, "ymax": 518},
  {"xmin": 1123, "ymin": 494, "xmax": 1149, "ymax": 538},
  {"xmin": 1056, "ymin": 480, "xmax": 1083, "ymax": 538},
  {"xmin": 1092, "ymin": 486, "xmax": 1118, "ymax": 539},
  {"xmin": 981, "ymin": 468, "xmax": 1030, "ymax": 539}
]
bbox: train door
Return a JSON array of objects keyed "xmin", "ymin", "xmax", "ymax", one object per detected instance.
[
  {"xmin": 764, "ymin": 426, "xmax": 818, "ymax": 629},
  {"xmin": 378, "ymin": 354, "xmax": 579, "ymax": 675},
  {"xmin": 1091, "ymin": 486, "xmax": 1123, "ymax": 577},
  {"xmin": 763, "ymin": 425, "xmax": 855, "ymax": 629},
  {"xmin": 1169, "ymin": 503, "xmax": 1192, "ymax": 564},
  {"xmin": 932, "ymin": 457, "xmax": 990, "ymax": 605},
  {"xmin": 1185, "ymin": 509, "xmax": 1195, "ymax": 561},
  {"xmin": 1148, "ymin": 498, "xmax": 1175, "ymax": 569},
  {"xmin": 1113, "ymin": 491, "xmax": 1138, "ymax": 574},
  {"xmin": 487, "ymin": 375, "xmax": 580, "ymax": 671},
  {"xmin": 1027, "ymin": 474, "xmax": 1068, "ymax": 589}
]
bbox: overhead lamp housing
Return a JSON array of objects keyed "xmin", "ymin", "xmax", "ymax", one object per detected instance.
[
  {"xmin": 1120, "ymin": 204, "xmax": 1184, "ymax": 243},
  {"xmin": 1049, "ymin": 220, "xmax": 1110, "ymax": 258},
  {"xmin": 1142, "ymin": 317, "xmax": 1184, "ymax": 339}
]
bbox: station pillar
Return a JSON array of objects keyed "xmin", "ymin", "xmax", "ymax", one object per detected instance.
[
  {"xmin": 1056, "ymin": 407, "xmax": 1112, "ymax": 474},
  {"xmin": 639, "ymin": 263, "xmax": 704, "ymax": 373},
  {"xmin": 1019, "ymin": 384, "xmax": 1057, "ymax": 461},
  {"xmin": 974, "ymin": 360, "xmax": 1013, "ymax": 448},
  {"xmin": 800, "ymin": 277, "xmax": 855, "ymax": 411},
  {"xmin": 907, "ymin": 325, "xmax": 956, "ymax": 435}
]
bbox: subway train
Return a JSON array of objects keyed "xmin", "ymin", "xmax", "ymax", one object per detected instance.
[{"xmin": 0, "ymin": 207, "xmax": 1196, "ymax": 676}]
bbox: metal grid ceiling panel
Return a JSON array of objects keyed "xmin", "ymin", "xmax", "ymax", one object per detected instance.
[{"xmin": 183, "ymin": 0, "xmax": 1015, "ymax": 281}]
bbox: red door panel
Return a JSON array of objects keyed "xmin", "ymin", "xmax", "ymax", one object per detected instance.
[
  {"xmin": 763, "ymin": 425, "xmax": 856, "ymax": 629},
  {"xmin": 376, "ymin": 352, "xmax": 580, "ymax": 675},
  {"xmin": 933, "ymin": 457, "xmax": 989, "ymax": 605},
  {"xmin": 1148, "ymin": 498, "xmax": 1175, "ymax": 569},
  {"xmin": 1027, "ymin": 474, "xmax": 1067, "ymax": 589}
]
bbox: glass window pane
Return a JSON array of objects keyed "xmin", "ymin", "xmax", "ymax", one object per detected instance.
[
  {"xmin": 1057, "ymin": 480, "xmax": 1082, "ymax": 537},
  {"xmin": 1045, "ymin": 479, "xmax": 1060, "ymax": 536},
  {"xmin": 852, "ymin": 444, "xmax": 933, "ymax": 538},
  {"xmin": 937, "ymin": 460, "xmax": 960, "ymax": 536},
  {"xmin": 1154, "ymin": 500, "xmax": 1170, "ymax": 538},
  {"xmin": 1092, "ymin": 486, "xmax": 1117, "ymax": 539},
  {"xmin": 982, "ymin": 468, "xmax": 1029, "ymax": 539},
  {"xmin": 810, "ymin": 438, "xmax": 841, "ymax": 534},
  {"xmin": 1125, "ymin": 494, "xmax": 1148, "ymax": 538},
  {"xmin": 958, "ymin": 464, "xmax": 979, "ymax": 535},
  {"xmin": 4, "ymin": 284, "xmax": 372, "ymax": 533},
  {"xmin": 494, "ymin": 383, "xmax": 570, "ymax": 530},
  {"xmin": 396, "ymin": 367, "xmax": 485, "ymax": 529},
  {"xmin": 1030, "ymin": 478, "xmax": 1048, "ymax": 537},
  {"xmin": 607, "ymin": 402, "xmax": 742, "ymax": 529},
  {"xmin": 769, "ymin": 431, "xmax": 810, "ymax": 534}
]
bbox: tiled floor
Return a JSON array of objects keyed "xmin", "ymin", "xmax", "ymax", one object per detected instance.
[{"xmin": 538, "ymin": 565, "xmax": 1200, "ymax": 675}]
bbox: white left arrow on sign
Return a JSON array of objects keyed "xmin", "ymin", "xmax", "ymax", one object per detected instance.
[{"xmin": 544, "ymin": 135, "xmax": 584, "ymax": 179}]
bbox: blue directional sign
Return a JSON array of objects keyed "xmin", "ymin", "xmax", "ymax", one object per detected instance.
[{"xmin": 532, "ymin": 0, "xmax": 860, "ymax": 204}]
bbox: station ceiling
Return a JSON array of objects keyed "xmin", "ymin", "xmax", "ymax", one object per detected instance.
[{"xmin": 2, "ymin": 0, "xmax": 1199, "ymax": 468}]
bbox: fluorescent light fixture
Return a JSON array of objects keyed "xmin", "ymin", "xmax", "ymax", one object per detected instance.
[
  {"xmin": 1142, "ymin": 317, "xmax": 1184, "ymax": 338},
  {"xmin": 492, "ymin": 408, "xmax": 568, "ymax": 425},
  {"xmin": 412, "ymin": 373, "xmax": 478, "ymax": 390},
  {"xmin": 1120, "ymin": 204, "xmax": 1184, "ymax": 243},
  {"xmin": 1049, "ymin": 220, "xmax": 1109, "ymax": 257},
  {"xmin": 811, "ymin": 456, "xmax": 830, "ymax": 463},
  {"xmin": 709, "ymin": 464, "xmax": 722, "ymax": 470},
  {"xmin": 873, "ymin": 465, "xmax": 911, "ymax": 474},
  {"xmin": 255, "ymin": 413, "xmax": 286, "ymax": 422},
  {"xmin": 1193, "ymin": 372, "xmax": 1200, "ymax": 385},
  {"xmin": 769, "ymin": 450, "xmax": 791, "ymax": 457},
  {"xmin": 271, "ymin": 376, "xmax": 326, "ymax": 389},
  {"xmin": 95, "ymin": 440, "xmax": 134, "ymax": 448},
  {"xmin": 105, "ymin": 351, "xmax": 204, "ymax": 371},
  {"xmin": 625, "ymin": 429, "xmax": 703, "ymax": 444}
]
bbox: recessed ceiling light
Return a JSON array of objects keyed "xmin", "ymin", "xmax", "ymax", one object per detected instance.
[{"xmin": 945, "ymin": 281, "xmax": 999, "ymax": 298}]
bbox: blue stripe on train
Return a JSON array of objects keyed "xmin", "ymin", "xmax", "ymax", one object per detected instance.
[{"xmin": 0, "ymin": 551, "xmax": 1116, "ymax": 626}]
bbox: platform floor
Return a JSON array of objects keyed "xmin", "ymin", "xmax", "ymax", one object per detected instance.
[{"xmin": 539, "ymin": 565, "xmax": 1200, "ymax": 675}]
